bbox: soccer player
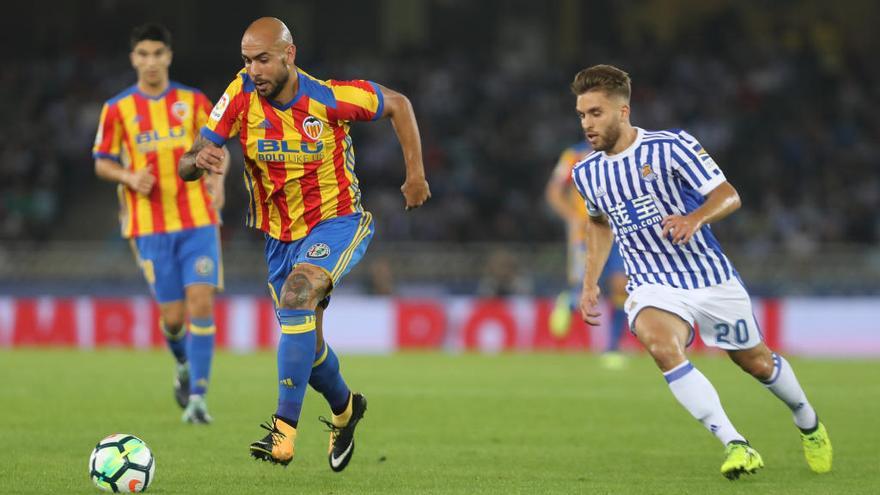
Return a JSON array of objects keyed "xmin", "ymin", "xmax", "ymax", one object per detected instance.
[
  {"xmin": 546, "ymin": 142, "xmax": 628, "ymax": 368},
  {"xmin": 93, "ymin": 24, "xmax": 227, "ymax": 424},
  {"xmin": 570, "ymin": 65, "xmax": 832, "ymax": 479},
  {"xmin": 179, "ymin": 17, "xmax": 430, "ymax": 470}
]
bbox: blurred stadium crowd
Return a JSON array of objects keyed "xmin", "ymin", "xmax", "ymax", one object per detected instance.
[{"xmin": 1, "ymin": 1, "xmax": 877, "ymax": 275}]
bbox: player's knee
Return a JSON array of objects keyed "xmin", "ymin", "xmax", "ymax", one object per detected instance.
[
  {"xmin": 279, "ymin": 266, "xmax": 331, "ymax": 310},
  {"xmin": 160, "ymin": 305, "xmax": 186, "ymax": 332},
  {"xmin": 743, "ymin": 355, "xmax": 775, "ymax": 381},
  {"xmin": 186, "ymin": 291, "xmax": 214, "ymax": 319},
  {"xmin": 645, "ymin": 341, "xmax": 684, "ymax": 369},
  {"xmin": 279, "ymin": 288, "xmax": 310, "ymax": 309},
  {"xmin": 279, "ymin": 274, "xmax": 321, "ymax": 310},
  {"xmin": 162, "ymin": 321, "xmax": 185, "ymax": 337},
  {"xmin": 636, "ymin": 325, "xmax": 684, "ymax": 368}
]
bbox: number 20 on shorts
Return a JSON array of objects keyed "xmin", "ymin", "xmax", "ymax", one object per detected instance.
[{"xmin": 715, "ymin": 319, "xmax": 749, "ymax": 345}]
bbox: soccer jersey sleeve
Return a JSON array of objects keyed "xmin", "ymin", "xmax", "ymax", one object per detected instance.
[
  {"xmin": 193, "ymin": 91, "xmax": 213, "ymax": 131},
  {"xmin": 92, "ymin": 102, "xmax": 124, "ymax": 162},
  {"xmin": 571, "ymin": 165, "xmax": 603, "ymax": 217},
  {"xmin": 202, "ymin": 76, "xmax": 245, "ymax": 145},
  {"xmin": 551, "ymin": 149, "xmax": 577, "ymax": 186},
  {"xmin": 671, "ymin": 130, "xmax": 726, "ymax": 196},
  {"xmin": 330, "ymin": 80, "xmax": 385, "ymax": 122}
]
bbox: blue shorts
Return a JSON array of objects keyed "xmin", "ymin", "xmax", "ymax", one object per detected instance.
[
  {"xmin": 568, "ymin": 241, "xmax": 626, "ymax": 288},
  {"xmin": 131, "ymin": 225, "xmax": 223, "ymax": 304},
  {"xmin": 265, "ymin": 212, "xmax": 374, "ymax": 308}
]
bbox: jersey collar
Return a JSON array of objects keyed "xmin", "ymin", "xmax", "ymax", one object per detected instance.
[
  {"xmin": 135, "ymin": 82, "xmax": 173, "ymax": 101},
  {"xmin": 266, "ymin": 69, "xmax": 304, "ymax": 111},
  {"xmin": 602, "ymin": 127, "xmax": 643, "ymax": 159}
]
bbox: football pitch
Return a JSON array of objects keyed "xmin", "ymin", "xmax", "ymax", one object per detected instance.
[{"xmin": 1, "ymin": 350, "xmax": 877, "ymax": 494}]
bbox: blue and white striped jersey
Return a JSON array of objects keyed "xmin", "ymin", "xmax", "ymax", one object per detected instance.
[{"xmin": 571, "ymin": 127, "xmax": 737, "ymax": 292}]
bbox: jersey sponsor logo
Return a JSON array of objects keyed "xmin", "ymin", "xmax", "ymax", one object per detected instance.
[
  {"xmin": 608, "ymin": 194, "xmax": 662, "ymax": 235},
  {"xmin": 255, "ymin": 139, "xmax": 325, "ymax": 163},
  {"xmin": 306, "ymin": 243, "xmax": 330, "ymax": 259},
  {"xmin": 194, "ymin": 256, "xmax": 215, "ymax": 276},
  {"xmin": 302, "ymin": 116, "xmax": 324, "ymax": 141},
  {"xmin": 640, "ymin": 164, "xmax": 658, "ymax": 182},
  {"xmin": 210, "ymin": 93, "xmax": 230, "ymax": 121},
  {"xmin": 171, "ymin": 101, "xmax": 191, "ymax": 121},
  {"xmin": 134, "ymin": 127, "xmax": 188, "ymax": 152}
]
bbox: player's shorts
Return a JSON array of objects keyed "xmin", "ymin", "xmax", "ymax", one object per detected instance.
[
  {"xmin": 265, "ymin": 211, "xmax": 374, "ymax": 309},
  {"xmin": 624, "ymin": 277, "xmax": 762, "ymax": 350},
  {"xmin": 131, "ymin": 225, "xmax": 223, "ymax": 304},
  {"xmin": 568, "ymin": 241, "xmax": 626, "ymax": 287}
]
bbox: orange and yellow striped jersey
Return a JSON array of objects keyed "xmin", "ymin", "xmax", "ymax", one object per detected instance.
[
  {"xmin": 202, "ymin": 68, "xmax": 383, "ymax": 241},
  {"xmin": 93, "ymin": 82, "xmax": 218, "ymax": 238},
  {"xmin": 550, "ymin": 142, "xmax": 593, "ymax": 220}
]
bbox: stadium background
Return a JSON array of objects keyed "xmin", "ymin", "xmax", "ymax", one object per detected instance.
[
  {"xmin": 1, "ymin": 0, "xmax": 877, "ymax": 355},
  {"xmin": 0, "ymin": 0, "xmax": 880, "ymax": 344},
  {"xmin": 1, "ymin": 1, "xmax": 879, "ymax": 493}
]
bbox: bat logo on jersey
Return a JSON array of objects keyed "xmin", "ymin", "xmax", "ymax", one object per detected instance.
[
  {"xmin": 171, "ymin": 101, "xmax": 191, "ymax": 121},
  {"xmin": 302, "ymin": 116, "xmax": 323, "ymax": 141},
  {"xmin": 641, "ymin": 164, "xmax": 658, "ymax": 182},
  {"xmin": 607, "ymin": 194, "xmax": 662, "ymax": 235}
]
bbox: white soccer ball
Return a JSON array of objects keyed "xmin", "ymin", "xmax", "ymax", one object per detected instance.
[{"xmin": 88, "ymin": 434, "xmax": 155, "ymax": 492}]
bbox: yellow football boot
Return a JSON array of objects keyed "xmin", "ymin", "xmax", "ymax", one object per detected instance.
[
  {"xmin": 720, "ymin": 442, "xmax": 764, "ymax": 480},
  {"xmin": 801, "ymin": 422, "xmax": 832, "ymax": 473},
  {"xmin": 249, "ymin": 416, "xmax": 297, "ymax": 466}
]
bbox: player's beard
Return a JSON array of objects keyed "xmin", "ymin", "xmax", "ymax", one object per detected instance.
[
  {"xmin": 595, "ymin": 121, "xmax": 622, "ymax": 152},
  {"xmin": 262, "ymin": 68, "xmax": 290, "ymax": 101}
]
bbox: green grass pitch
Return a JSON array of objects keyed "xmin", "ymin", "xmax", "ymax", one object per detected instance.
[{"xmin": 1, "ymin": 350, "xmax": 877, "ymax": 494}]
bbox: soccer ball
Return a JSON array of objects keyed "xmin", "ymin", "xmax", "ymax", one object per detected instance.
[{"xmin": 88, "ymin": 434, "xmax": 155, "ymax": 492}]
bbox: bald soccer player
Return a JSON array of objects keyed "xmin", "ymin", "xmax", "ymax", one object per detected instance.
[{"xmin": 179, "ymin": 18, "xmax": 430, "ymax": 470}]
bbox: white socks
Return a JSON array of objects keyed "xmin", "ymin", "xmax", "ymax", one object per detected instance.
[
  {"xmin": 664, "ymin": 361, "xmax": 746, "ymax": 445},
  {"xmin": 761, "ymin": 353, "xmax": 818, "ymax": 430}
]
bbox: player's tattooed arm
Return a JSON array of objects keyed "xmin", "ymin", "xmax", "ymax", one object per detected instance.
[
  {"xmin": 376, "ymin": 84, "xmax": 431, "ymax": 210},
  {"xmin": 661, "ymin": 181, "xmax": 741, "ymax": 244},
  {"xmin": 179, "ymin": 135, "xmax": 227, "ymax": 181}
]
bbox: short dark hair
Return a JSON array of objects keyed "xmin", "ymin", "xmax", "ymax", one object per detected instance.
[
  {"xmin": 571, "ymin": 64, "xmax": 631, "ymax": 100},
  {"xmin": 130, "ymin": 23, "xmax": 172, "ymax": 50}
]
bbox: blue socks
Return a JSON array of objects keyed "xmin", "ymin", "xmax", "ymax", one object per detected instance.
[
  {"xmin": 276, "ymin": 309, "xmax": 317, "ymax": 426},
  {"xmin": 608, "ymin": 307, "xmax": 627, "ymax": 351},
  {"xmin": 309, "ymin": 341, "xmax": 351, "ymax": 415},
  {"xmin": 162, "ymin": 321, "xmax": 189, "ymax": 364},
  {"xmin": 187, "ymin": 317, "xmax": 216, "ymax": 396}
]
